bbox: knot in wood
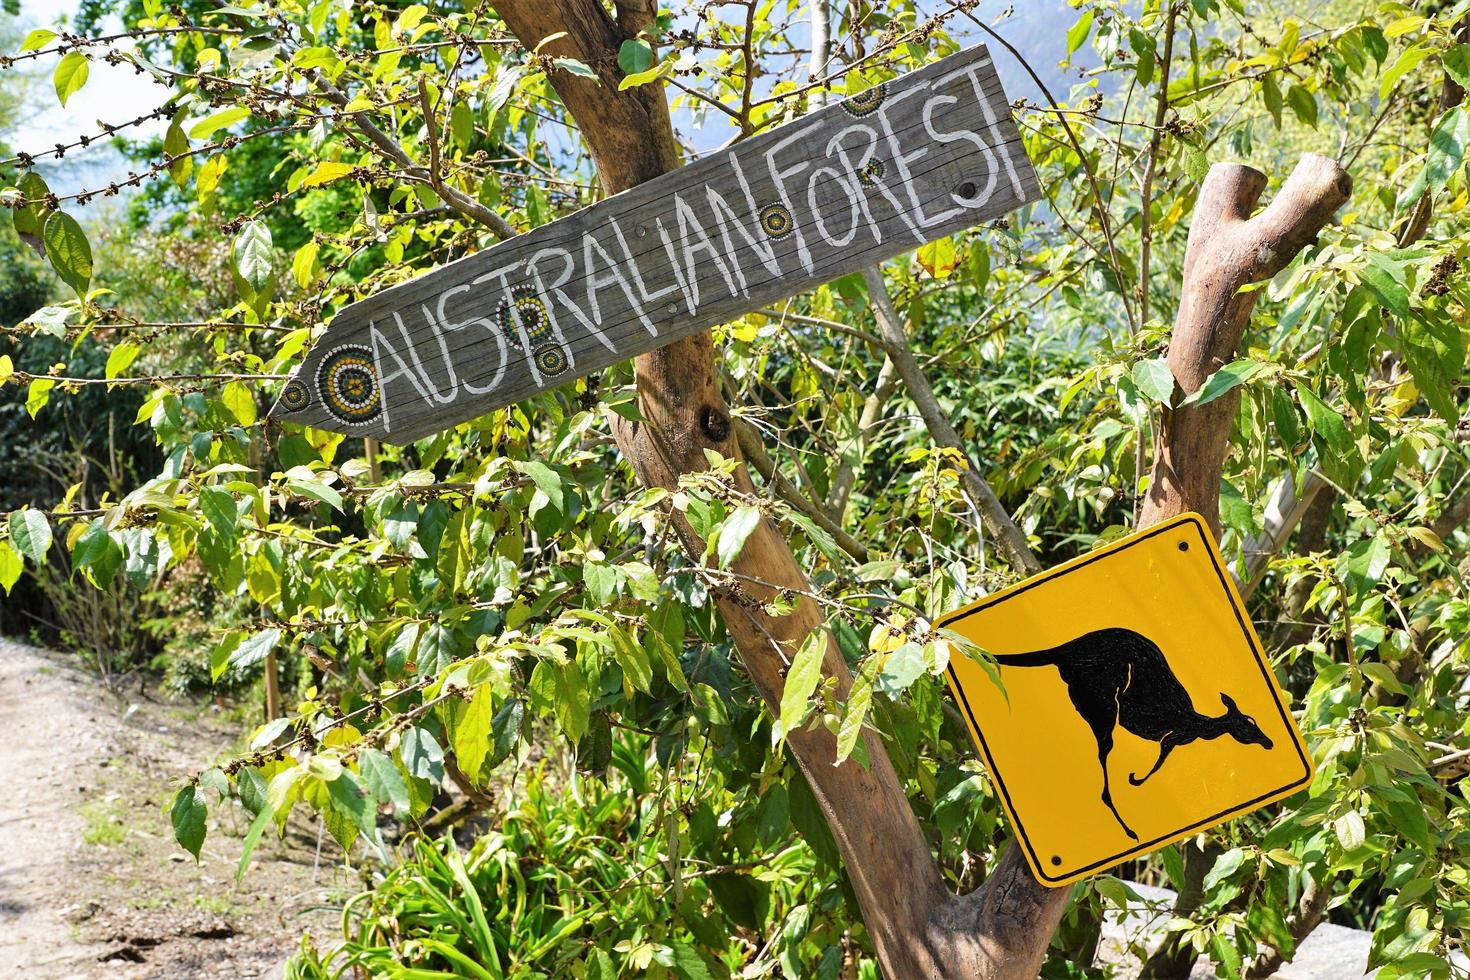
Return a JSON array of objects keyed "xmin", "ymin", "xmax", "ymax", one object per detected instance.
[{"xmin": 699, "ymin": 405, "xmax": 731, "ymax": 443}]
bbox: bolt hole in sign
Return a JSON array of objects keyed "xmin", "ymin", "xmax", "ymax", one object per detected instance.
[
  {"xmin": 939, "ymin": 514, "xmax": 1313, "ymax": 887},
  {"xmin": 269, "ymin": 44, "xmax": 1040, "ymax": 443}
]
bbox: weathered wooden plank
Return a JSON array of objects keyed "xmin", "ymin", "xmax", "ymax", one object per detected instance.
[{"xmin": 269, "ymin": 44, "xmax": 1039, "ymax": 444}]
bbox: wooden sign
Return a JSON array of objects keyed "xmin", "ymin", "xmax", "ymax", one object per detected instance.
[
  {"xmin": 939, "ymin": 514, "xmax": 1313, "ymax": 887},
  {"xmin": 268, "ymin": 44, "xmax": 1039, "ymax": 443}
]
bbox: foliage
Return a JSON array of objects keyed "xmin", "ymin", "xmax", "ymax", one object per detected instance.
[
  {"xmin": 2, "ymin": 0, "xmax": 1470, "ymax": 976},
  {"xmin": 290, "ymin": 745, "xmax": 874, "ymax": 979}
]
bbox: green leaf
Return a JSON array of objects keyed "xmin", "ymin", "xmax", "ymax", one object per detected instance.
[
  {"xmin": 716, "ymin": 505, "xmax": 761, "ymax": 568},
  {"xmin": 300, "ymin": 160, "xmax": 356, "ymax": 189},
  {"xmin": 326, "ymin": 769, "xmax": 378, "ymax": 837},
  {"xmin": 170, "ymin": 785, "xmax": 207, "ymax": 860},
  {"xmin": 553, "ymin": 660, "xmax": 590, "ymax": 742},
  {"xmin": 12, "ymin": 171, "xmax": 50, "ymax": 251},
  {"xmin": 1445, "ymin": 44, "xmax": 1470, "ymax": 91},
  {"xmin": 200, "ymin": 485, "xmax": 239, "ymax": 541},
  {"xmin": 553, "ymin": 57, "xmax": 599, "ymax": 80},
  {"xmin": 235, "ymin": 805, "xmax": 272, "ymax": 884},
  {"xmin": 163, "ymin": 116, "xmax": 192, "ymax": 189},
  {"xmin": 190, "ymin": 105, "xmax": 250, "ymax": 139},
  {"xmin": 105, "ymin": 341, "xmax": 142, "ymax": 380},
  {"xmin": 1358, "ymin": 253, "xmax": 1410, "ymax": 317},
  {"xmin": 1181, "ymin": 359, "xmax": 1272, "ymax": 407},
  {"xmin": 1333, "ymin": 810, "xmax": 1365, "ymax": 851},
  {"xmin": 1426, "ymin": 106, "xmax": 1470, "ymax": 195},
  {"xmin": 43, "ymin": 211, "xmax": 92, "ymax": 300},
  {"xmin": 292, "ymin": 241, "xmax": 320, "ymax": 288},
  {"xmin": 1379, "ymin": 42, "xmax": 1432, "ymax": 101},
  {"xmin": 221, "ymin": 380, "xmax": 257, "ymax": 426},
  {"xmin": 9, "ymin": 509, "xmax": 51, "ymax": 564},
  {"xmin": 618, "ymin": 39, "xmax": 654, "ymax": 75},
  {"xmin": 0, "ymin": 540, "xmax": 22, "ymax": 594},
  {"xmin": 486, "ymin": 64, "xmax": 524, "ymax": 113},
  {"xmin": 585, "ymin": 949, "xmax": 616, "ymax": 980},
  {"xmin": 233, "ymin": 219, "xmax": 274, "ymax": 305},
  {"xmin": 1128, "ymin": 28, "xmax": 1155, "ymax": 85},
  {"xmin": 229, "ymin": 628, "xmax": 282, "ymax": 672},
  {"xmin": 401, "ymin": 726, "xmax": 444, "ymax": 782},
  {"xmin": 611, "ymin": 626, "xmax": 654, "ymax": 693},
  {"xmin": 514, "ymin": 459, "xmax": 565, "ymax": 512},
  {"xmin": 658, "ymin": 942, "xmax": 715, "ymax": 980},
  {"xmin": 1285, "ymin": 84, "xmax": 1317, "ymax": 127},
  {"xmin": 71, "ymin": 520, "xmax": 122, "ymax": 587},
  {"xmin": 1182, "ymin": 144, "xmax": 1209, "ymax": 182},
  {"xmin": 488, "ymin": 697, "xmax": 524, "ymax": 769},
  {"xmin": 1131, "ymin": 358, "xmax": 1175, "ymax": 403},
  {"xmin": 359, "ymin": 749, "xmax": 410, "ymax": 813},
  {"xmin": 778, "ymin": 629, "xmax": 827, "ymax": 736},
  {"xmin": 876, "ymin": 642, "xmax": 926, "ymax": 697},
  {"xmin": 20, "ymin": 28, "xmax": 57, "ymax": 52},
  {"xmin": 285, "ymin": 477, "xmax": 343, "ymax": 511},
  {"xmin": 834, "ymin": 665, "xmax": 873, "ymax": 764},
  {"xmin": 53, "ymin": 51, "xmax": 89, "ymax": 107},
  {"xmin": 576, "ymin": 711, "xmax": 613, "ymax": 775},
  {"xmin": 1066, "ymin": 10, "xmax": 1094, "ymax": 56},
  {"xmin": 1202, "ymin": 847, "xmax": 1245, "ymax": 891},
  {"xmin": 452, "ymin": 685, "xmax": 495, "ymax": 779},
  {"xmin": 584, "ymin": 560, "xmax": 618, "ymax": 604},
  {"xmin": 1293, "ymin": 382, "xmax": 1360, "ymax": 488},
  {"xmin": 25, "ymin": 378, "xmax": 54, "ymax": 419}
]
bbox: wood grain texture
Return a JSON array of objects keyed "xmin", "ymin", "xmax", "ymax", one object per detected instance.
[{"xmin": 268, "ymin": 44, "xmax": 1038, "ymax": 443}]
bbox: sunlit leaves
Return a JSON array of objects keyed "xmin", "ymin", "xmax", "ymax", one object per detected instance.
[
  {"xmin": 715, "ymin": 505, "xmax": 760, "ymax": 568},
  {"xmin": 42, "ymin": 211, "xmax": 92, "ymax": 300},
  {"xmin": 1131, "ymin": 358, "xmax": 1175, "ymax": 403},
  {"xmin": 917, "ymin": 237, "xmax": 957, "ymax": 279},
  {"xmin": 618, "ymin": 39, "xmax": 655, "ymax": 76},
  {"xmin": 170, "ymin": 785, "xmax": 207, "ymax": 861},
  {"xmin": 70, "ymin": 520, "xmax": 122, "ymax": 588},
  {"xmin": 777, "ymin": 629, "xmax": 826, "ymax": 737},
  {"xmin": 228, "ymin": 628, "xmax": 282, "ymax": 673},
  {"xmin": 232, "ymin": 220, "xmax": 274, "ymax": 318},
  {"xmin": 1426, "ymin": 106, "xmax": 1470, "ymax": 196},
  {"xmin": 52, "ymin": 52, "xmax": 89, "ymax": 107},
  {"xmin": 20, "ymin": 28, "xmax": 56, "ymax": 52},
  {"xmin": 0, "ymin": 541, "xmax": 21, "ymax": 594},
  {"xmin": 299, "ymin": 161, "xmax": 357, "ymax": 189},
  {"xmin": 8, "ymin": 509, "xmax": 51, "ymax": 565},
  {"xmin": 190, "ymin": 105, "xmax": 251, "ymax": 140},
  {"xmin": 1066, "ymin": 10, "xmax": 1094, "ymax": 57}
]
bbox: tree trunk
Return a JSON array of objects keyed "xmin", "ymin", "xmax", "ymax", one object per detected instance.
[
  {"xmin": 493, "ymin": 4, "xmax": 1349, "ymax": 975},
  {"xmin": 1140, "ymin": 154, "xmax": 1351, "ymax": 532}
]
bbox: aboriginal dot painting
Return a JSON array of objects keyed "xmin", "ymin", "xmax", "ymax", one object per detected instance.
[
  {"xmin": 278, "ymin": 378, "xmax": 312, "ymax": 413},
  {"xmin": 315, "ymin": 344, "xmax": 381, "ymax": 425},
  {"xmin": 841, "ymin": 82, "xmax": 887, "ymax": 118},
  {"xmin": 858, "ymin": 159, "xmax": 887, "ymax": 188},
  {"xmin": 533, "ymin": 343, "xmax": 569, "ymax": 376},
  {"xmin": 758, "ymin": 203, "xmax": 795, "ymax": 239}
]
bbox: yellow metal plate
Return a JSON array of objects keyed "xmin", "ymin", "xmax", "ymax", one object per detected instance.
[{"xmin": 939, "ymin": 513, "xmax": 1313, "ymax": 887}]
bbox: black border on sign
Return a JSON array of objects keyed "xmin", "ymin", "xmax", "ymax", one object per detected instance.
[{"xmin": 938, "ymin": 513, "xmax": 1313, "ymax": 886}]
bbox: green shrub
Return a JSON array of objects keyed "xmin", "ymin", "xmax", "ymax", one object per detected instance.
[{"xmin": 290, "ymin": 740, "xmax": 873, "ymax": 980}]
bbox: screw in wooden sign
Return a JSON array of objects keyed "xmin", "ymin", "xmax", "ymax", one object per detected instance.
[
  {"xmin": 938, "ymin": 513, "xmax": 1314, "ymax": 888},
  {"xmin": 267, "ymin": 44, "xmax": 1040, "ymax": 443}
]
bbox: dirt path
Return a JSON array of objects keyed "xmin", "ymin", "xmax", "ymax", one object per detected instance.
[{"xmin": 0, "ymin": 637, "xmax": 342, "ymax": 979}]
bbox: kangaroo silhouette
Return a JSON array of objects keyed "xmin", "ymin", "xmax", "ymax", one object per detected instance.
[{"xmin": 994, "ymin": 627, "xmax": 1273, "ymax": 840}]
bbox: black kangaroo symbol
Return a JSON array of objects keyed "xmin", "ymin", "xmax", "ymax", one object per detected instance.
[{"xmin": 993, "ymin": 627, "xmax": 1273, "ymax": 841}]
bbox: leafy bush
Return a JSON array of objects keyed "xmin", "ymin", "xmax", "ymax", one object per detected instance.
[{"xmin": 289, "ymin": 741, "xmax": 872, "ymax": 980}]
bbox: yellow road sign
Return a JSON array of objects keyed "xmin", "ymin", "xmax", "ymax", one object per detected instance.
[{"xmin": 939, "ymin": 513, "xmax": 1313, "ymax": 887}]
